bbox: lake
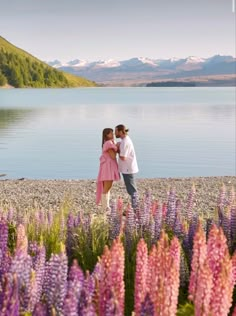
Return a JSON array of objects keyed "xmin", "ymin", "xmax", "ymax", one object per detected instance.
[{"xmin": 0, "ymin": 87, "xmax": 235, "ymax": 179}]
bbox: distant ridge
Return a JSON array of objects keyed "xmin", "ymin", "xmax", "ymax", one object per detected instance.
[
  {"xmin": 47, "ymin": 55, "xmax": 236, "ymax": 86},
  {"xmin": 0, "ymin": 36, "xmax": 97, "ymax": 88}
]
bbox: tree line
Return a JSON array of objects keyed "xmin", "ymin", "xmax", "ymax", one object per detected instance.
[{"xmin": 0, "ymin": 48, "xmax": 71, "ymax": 88}]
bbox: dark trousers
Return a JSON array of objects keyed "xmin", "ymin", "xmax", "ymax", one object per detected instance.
[{"xmin": 122, "ymin": 173, "xmax": 138, "ymax": 208}]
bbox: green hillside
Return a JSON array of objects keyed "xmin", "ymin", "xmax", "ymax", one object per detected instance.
[{"xmin": 0, "ymin": 36, "xmax": 97, "ymax": 88}]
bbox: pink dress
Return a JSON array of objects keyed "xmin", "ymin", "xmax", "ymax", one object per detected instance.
[{"xmin": 96, "ymin": 140, "xmax": 120, "ymax": 205}]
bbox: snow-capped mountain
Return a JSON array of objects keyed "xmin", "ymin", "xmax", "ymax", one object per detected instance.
[{"xmin": 46, "ymin": 55, "xmax": 236, "ymax": 86}]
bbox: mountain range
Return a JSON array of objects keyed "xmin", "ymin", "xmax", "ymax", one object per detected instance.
[{"xmin": 47, "ymin": 55, "xmax": 236, "ymax": 86}]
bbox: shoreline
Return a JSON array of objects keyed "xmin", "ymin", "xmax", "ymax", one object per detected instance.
[{"xmin": 0, "ymin": 176, "xmax": 235, "ymax": 213}]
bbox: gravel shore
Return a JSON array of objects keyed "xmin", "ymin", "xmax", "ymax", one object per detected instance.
[{"xmin": 0, "ymin": 176, "xmax": 235, "ymax": 214}]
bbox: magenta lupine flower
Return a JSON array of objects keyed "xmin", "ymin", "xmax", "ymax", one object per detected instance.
[
  {"xmin": 188, "ymin": 223, "xmax": 207, "ymax": 302},
  {"xmin": 16, "ymin": 224, "xmax": 28, "ymax": 255},
  {"xmin": 44, "ymin": 245, "xmax": 68, "ymax": 315},
  {"xmin": 140, "ymin": 293, "xmax": 154, "ymax": 316},
  {"xmin": 0, "ymin": 273, "xmax": 20, "ymax": 316},
  {"xmin": 193, "ymin": 259, "xmax": 213, "ymax": 316},
  {"xmin": 28, "ymin": 269, "xmax": 39, "ymax": 312},
  {"xmin": 134, "ymin": 239, "xmax": 149, "ymax": 315},
  {"xmin": 186, "ymin": 183, "xmax": 196, "ymax": 222},
  {"xmin": 117, "ymin": 196, "xmax": 123, "ymax": 215}
]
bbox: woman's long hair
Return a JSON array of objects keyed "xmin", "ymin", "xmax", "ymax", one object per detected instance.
[{"xmin": 102, "ymin": 128, "xmax": 113, "ymax": 147}]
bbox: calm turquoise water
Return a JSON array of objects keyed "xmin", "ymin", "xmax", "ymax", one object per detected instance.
[{"xmin": 0, "ymin": 87, "xmax": 235, "ymax": 179}]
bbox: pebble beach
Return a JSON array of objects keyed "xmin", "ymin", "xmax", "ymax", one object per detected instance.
[{"xmin": 0, "ymin": 176, "xmax": 235, "ymax": 214}]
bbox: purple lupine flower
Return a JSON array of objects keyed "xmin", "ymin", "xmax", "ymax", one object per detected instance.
[
  {"xmin": 125, "ymin": 204, "xmax": 136, "ymax": 251},
  {"xmin": 179, "ymin": 247, "xmax": 189, "ymax": 288},
  {"xmin": 230, "ymin": 202, "xmax": 236, "ymax": 249},
  {"xmin": 174, "ymin": 204, "xmax": 184, "ymax": 239},
  {"xmin": 154, "ymin": 203, "xmax": 162, "ymax": 242},
  {"xmin": 140, "ymin": 293, "xmax": 155, "ymax": 316},
  {"xmin": 67, "ymin": 259, "xmax": 84, "ymax": 299},
  {"xmin": 0, "ymin": 273, "xmax": 20, "ymax": 316},
  {"xmin": 34, "ymin": 243, "xmax": 46, "ymax": 306},
  {"xmin": 149, "ymin": 215, "xmax": 155, "ymax": 244},
  {"xmin": 0, "ymin": 219, "xmax": 8, "ymax": 256},
  {"xmin": 104, "ymin": 288, "xmax": 122, "ymax": 316},
  {"xmin": 78, "ymin": 288, "xmax": 96, "ymax": 316},
  {"xmin": 166, "ymin": 187, "xmax": 176, "ymax": 229},
  {"xmin": 228, "ymin": 186, "xmax": 235, "ymax": 206},
  {"xmin": 33, "ymin": 302, "xmax": 48, "ymax": 316},
  {"xmin": 7, "ymin": 208, "xmax": 14, "ymax": 223},
  {"xmin": 186, "ymin": 184, "xmax": 196, "ymax": 222},
  {"xmin": 10, "ymin": 249, "xmax": 32, "ymax": 311},
  {"xmin": 63, "ymin": 287, "xmax": 78, "ymax": 316},
  {"xmin": 188, "ymin": 214, "xmax": 199, "ymax": 257},
  {"xmin": 44, "ymin": 245, "xmax": 68, "ymax": 315},
  {"xmin": 218, "ymin": 184, "xmax": 227, "ymax": 226},
  {"xmin": 221, "ymin": 206, "xmax": 231, "ymax": 248},
  {"xmin": 108, "ymin": 199, "xmax": 122, "ymax": 241}
]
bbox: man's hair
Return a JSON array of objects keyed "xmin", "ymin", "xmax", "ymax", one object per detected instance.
[{"xmin": 115, "ymin": 124, "xmax": 129, "ymax": 134}]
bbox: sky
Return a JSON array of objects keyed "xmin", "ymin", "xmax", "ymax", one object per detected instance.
[{"xmin": 0, "ymin": 0, "xmax": 235, "ymax": 62}]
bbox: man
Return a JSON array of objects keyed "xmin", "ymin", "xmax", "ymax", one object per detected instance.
[{"xmin": 115, "ymin": 124, "xmax": 138, "ymax": 208}]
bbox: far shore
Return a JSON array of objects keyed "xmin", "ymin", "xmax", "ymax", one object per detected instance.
[{"xmin": 0, "ymin": 176, "xmax": 235, "ymax": 213}]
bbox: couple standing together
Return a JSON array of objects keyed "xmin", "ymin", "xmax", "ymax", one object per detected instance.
[{"xmin": 96, "ymin": 124, "xmax": 138, "ymax": 211}]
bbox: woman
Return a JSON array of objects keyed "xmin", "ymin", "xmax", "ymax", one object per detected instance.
[{"xmin": 96, "ymin": 128, "xmax": 120, "ymax": 210}]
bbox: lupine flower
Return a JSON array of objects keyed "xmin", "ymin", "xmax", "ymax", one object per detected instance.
[
  {"xmin": 228, "ymin": 186, "xmax": 235, "ymax": 205},
  {"xmin": 186, "ymin": 183, "xmax": 196, "ymax": 222},
  {"xmin": 188, "ymin": 223, "xmax": 207, "ymax": 302},
  {"xmin": 166, "ymin": 187, "xmax": 176, "ymax": 229},
  {"xmin": 125, "ymin": 204, "xmax": 136, "ymax": 250},
  {"xmin": 147, "ymin": 232, "xmax": 180, "ymax": 316},
  {"xmin": 218, "ymin": 184, "xmax": 226, "ymax": 225},
  {"xmin": 0, "ymin": 219, "xmax": 8, "ymax": 256},
  {"xmin": 209, "ymin": 253, "xmax": 234, "ymax": 316},
  {"xmin": 179, "ymin": 247, "xmax": 189, "ymax": 288},
  {"xmin": 232, "ymin": 251, "xmax": 236, "ymax": 285},
  {"xmin": 16, "ymin": 224, "xmax": 28, "ymax": 255},
  {"xmin": 134, "ymin": 239, "xmax": 149, "ymax": 315},
  {"xmin": 33, "ymin": 302, "xmax": 48, "ymax": 316},
  {"xmin": 193, "ymin": 259, "xmax": 213, "ymax": 316},
  {"xmin": 108, "ymin": 199, "xmax": 122, "ymax": 241},
  {"xmin": 233, "ymin": 305, "xmax": 236, "ymax": 316},
  {"xmin": 0, "ymin": 273, "xmax": 20, "ymax": 316},
  {"xmin": 230, "ymin": 202, "xmax": 236, "ymax": 249},
  {"xmin": 154, "ymin": 203, "xmax": 162, "ymax": 241},
  {"xmin": 44, "ymin": 244, "xmax": 68, "ymax": 315}
]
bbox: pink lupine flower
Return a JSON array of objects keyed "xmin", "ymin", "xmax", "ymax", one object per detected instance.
[
  {"xmin": 232, "ymin": 251, "xmax": 236, "ymax": 285},
  {"xmin": 134, "ymin": 238, "xmax": 149, "ymax": 315},
  {"xmin": 188, "ymin": 223, "xmax": 207, "ymax": 302},
  {"xmin": 209, "ymin": 253, "xmax": 234, "ymax": 316},
  {"xmin": 16, "ymin": 224, "xmax": 28, "ymax": 255},
  {"xmin": 194, "ymin": 259, "xmax": 213, "ymax": 316}
]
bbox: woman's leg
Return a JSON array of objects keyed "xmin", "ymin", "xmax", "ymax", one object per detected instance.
[
  {"xmin": 101, "ymin": 180, "xmax": 113, "ymax": 210},
  {"xmin": 103, "ymin": 180, "xmax": 113, "ymax": 193}
]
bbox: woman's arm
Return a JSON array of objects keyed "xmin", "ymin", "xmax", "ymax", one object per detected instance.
[{"xmin": 108, "ymin": 149, "xmax": 117, "ymax": 160}]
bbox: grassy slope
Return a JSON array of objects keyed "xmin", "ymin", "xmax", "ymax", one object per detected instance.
[{"xmin": 0, "ymin": 36, "xmax": 97, "ymax": 87}]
